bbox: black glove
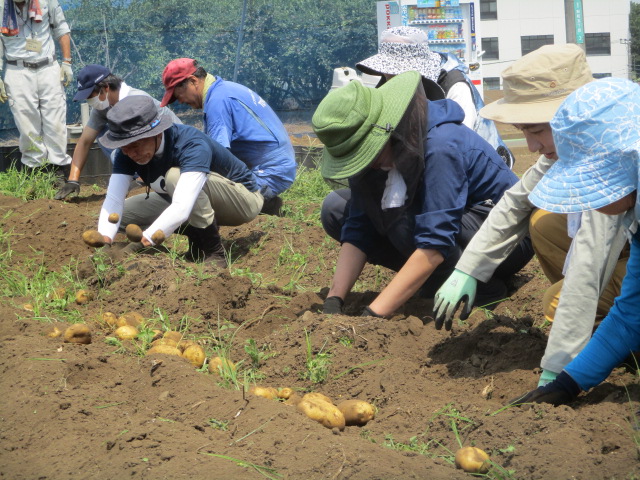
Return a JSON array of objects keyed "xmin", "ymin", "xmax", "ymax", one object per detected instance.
[
  {"xmin": 323, "ymin": 296, "xmax": 344, "ymax": 314},
  {"xmin": 54, "ymin": 180, "xmax": 80, "ymax": 200},
  {"xmin": 361, "ymin": 305, "xmax": 382, "ymax": 317},
  {"xmin": 507, "ymin": 371, "xmax": 581, "ymax": 407}
]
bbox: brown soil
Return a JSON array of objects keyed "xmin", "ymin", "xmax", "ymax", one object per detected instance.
[{"xmin": 1, "ymin": 153, "xmax": 639, "ymax": 480}]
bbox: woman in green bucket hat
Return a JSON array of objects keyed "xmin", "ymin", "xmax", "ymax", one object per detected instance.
[{"xmin": 314, "ymin": 71, "xmax": 533, "ymax": 317}]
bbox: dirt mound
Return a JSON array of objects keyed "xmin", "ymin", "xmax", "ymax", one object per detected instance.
[{"xmin": 0, "ymin": 193, "xmax": 639, "ymax": 480}]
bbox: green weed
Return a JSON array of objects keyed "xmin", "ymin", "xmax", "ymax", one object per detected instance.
[
  {"xmin": 0, "ymin": 164, "xmax": 59, "ymax": 200},
  {"xmin": 280, "ymin": 164, "xmax": 331, "ymax": 226},
  {"xmin": 301, "ymin": 328, "xmax": 331, "ymax": 383}
]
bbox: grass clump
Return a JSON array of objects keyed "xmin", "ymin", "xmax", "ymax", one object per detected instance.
[{"xmin": 0, "ymin": 163, "xmax": 59, "ymax": 200}]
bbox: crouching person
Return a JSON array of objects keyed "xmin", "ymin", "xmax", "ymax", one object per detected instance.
[
  {"xmin": 315, "ymin": 71, "xmax": 533, "ymax": 317},
  {"xmin": 96, "ymin": 96, "xmax": 263, "ymax": 267}
]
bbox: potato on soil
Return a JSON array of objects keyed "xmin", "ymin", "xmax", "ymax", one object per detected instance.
[
  {"xmin": 146, "ymin": 345, "xmax": 183, "ymax": 357},
  {"xmin": 249, "ymin": 386, "xmax": 279, "ymax": 400},
  {"xmin": 116, "ymin": 311, "xmax": 144, "ymax": 327},
  {"xmin": 115, "ymin": 325, "xmax": 139, "ymax": 340},
  {"xmin": 75, "ymin": 289, "xmax": 94, "ymax": 305},
  {"xmin": 182, "ymin": 344, "xmax": 206, "ymax": 368},
  {"xmin": 297, "ymin": 395, "xmax": 345, "ymax": 431},
  {"xmin": 337, "ymin": 399, "xmax": 376, "ymax": 426},
  {"xmin": 284, "ymin": 393, "xmax": 303, "ymax": 407},
  {"xmin": 176, "ymin": 339, "xmax": 198, "ymax": 352},
  {"xmin": 101, "ymin": 312, "xmax": 118, "ymax": 328},
  {"xmin": 455, "ymin": 447, "xmax": 491, "ymax": 474},
  {"xmin": 22, "ymin": 303, "xmax": 34, "ymax": 311},
  {"xmin": 64, "ymin": 324, "xmax": 92, "ymax": 344},
  {"xmin": 151, "ymin": 229, "xmax": 165, "ymax": 245},
  {"xmin": 46, "ymin": 326, "xmax": 62, "ymax": 338},
  {"xmin": 82, "ymin": 230, "xmax": 105, "ymax": 248},
  {"xmin": 163, "ymin": 331, "xmax": 183, "ymax": 343},
  {"xmin": 303, "ymin": 392, "xmax": 333, "ymax": 405},
  {"xmin": 277, "ymin": 388, "xmax": 295, "ymax": 400},
  {"xmin": 49, "ymin": 288, "xmax": 67, "ymax": 300},
  {"xmin": 151, "ymin": 337, "xmax": 179, "ymax": 348},
  {"xmin": 108, "ymin": 213, "xmax": 120, "ymax": 224},
  {"xmin": 125, "ymin": 224, "xmax": 143, "ymax": 242},
  {"xmin": 208, "ymin": 356, "xmax": 236, "ymax": 376}
]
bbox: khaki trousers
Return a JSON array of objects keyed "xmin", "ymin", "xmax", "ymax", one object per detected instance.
[
  {"xmin": 122, "ymin": 168, "xmax": 263, "ymax": 230},
  {"xmin": 529, "ymin": 209, "xmax": 628, "ymax": 322}
]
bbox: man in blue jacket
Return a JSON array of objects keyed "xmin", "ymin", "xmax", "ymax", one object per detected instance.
[
  {"xmin": 315, "ymin": 71, "xmax": 533, "ymax": 316},
  {"xmin": 160, "ymin": 58, "xmax": 296, "ymax": 215}
]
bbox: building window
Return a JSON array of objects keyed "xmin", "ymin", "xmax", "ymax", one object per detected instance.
[
  {"xmin": 585, "ymin": 33, "xmax": 611, "ymax": 56},
  {"xmin": 593, "ymin": 73, "xmax": 611, "ymax": 79},
  {"xmin": 480, "ymin": 0, "xmax": 497, "ymax": 20},
  {"xmin": 484, "ymin": 77, "xmax": 501, "ymax": 90},
  {"xmin": 521, "ymin": 35, "xmax": 554, "ymax": 56},
  {"xmin": 482, "ymin": 37, "xmax": 499, "ymax": 60}
]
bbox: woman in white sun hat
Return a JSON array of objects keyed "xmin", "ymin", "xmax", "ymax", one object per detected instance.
[{"xmin": 510, "ymin": 77, "xmax": 640, "ymax": 406}]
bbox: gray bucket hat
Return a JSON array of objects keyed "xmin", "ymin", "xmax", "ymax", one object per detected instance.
[{"xmin": 100, "ymin": 96, "xmax": 173, "ymax": 149}]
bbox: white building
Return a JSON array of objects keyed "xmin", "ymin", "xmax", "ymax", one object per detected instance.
[{"xmin": 480, "ymin": 0, "xmax": 631, "ymax": 88}]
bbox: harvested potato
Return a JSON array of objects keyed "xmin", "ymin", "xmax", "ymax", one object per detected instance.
[
  {"xmin": 116, "ymin": 311, "xmax": 144, "ymax": 328},
  {"xmin": 50, "ymin": 288, "xmax": 67, "ymax": 300},
  {"xmin": 115, "ymin": 325, "xmax": 139, "ymax": 340},
  {"xmin": 108, "ymin": 213, "xmax": 120, "ymax": 224},
  {"xmin": 151, "ymin": 338, "xmax": 179, "ymax": 348},
  {"xmin": 146, "ymin": 345, "xmax": 183, "ymax": 357},
  {"xmin": 277, "ymin": 387, "xmax": 295, "ymax": 400},
  {"xmin": 249, "ymin": 386, "xmax": 279, "ymax": 400},
  {"xmin": 75, "ymin": 289, "xmax": 94, "ymax": 305},
  {"xmin": 455, "ymin": 447, "xmax": 491, "ymax": 474},
  {"xmin": 125, "ymin": 224, "xmax": 143, "ymax": 242},
  {"xmin": 182, "ymin": 344, "xmax": 206, "ymax": 368},
  {"xmin": 303, "ymin": 392, "xmax": 333, "ymax": 405},
  {"xmin": 64, "ymin": 324, "xmax": 92, "ymax": 344},
  {"xmin": 102, "ymin": 312, "xmax": 118, "ymax": 328},
  {"xmin": 297, "ymin": 395, "xmax": 345, "ymax": 431},
  {"xmin": 163, "ymin": 331, "xmax": 183, "ymax": 343},
  {"xmin": 151, "ymin": 229, "xmax": 165, "ymax": 245},
  {"xmin": 23, "ymin": 303, "xmax": 34, "ymax": 311},
  {"xmin": 208, "ymin": 356, "xmax": 236, "ymax": 376},
  {"xmin": 46, "ymin": 326, "xmax": 62, "ymax": 338},
  {"xmin": 82, "ymin": 230, "xmax": 105, "ymax": 248},
  {"xmin": 284, "ymin": 393, "xmax": 303, "ymax": 407},
  {"xmin": 176, "ymin": 339, "xmax": 198, "ymax": 353},
  {"xmin": 337, "ymin": 399, "xmax": 376, "ymax": 426}
]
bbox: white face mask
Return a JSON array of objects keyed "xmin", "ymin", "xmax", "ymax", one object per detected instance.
[{"xmin": 86, "ymin": 95, "xmax": 110, "ymax": 111}]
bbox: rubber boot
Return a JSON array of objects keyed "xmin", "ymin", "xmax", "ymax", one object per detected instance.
[{"xmin": 183, "ymin": 221, "xmax": 227, "ymax": 268}]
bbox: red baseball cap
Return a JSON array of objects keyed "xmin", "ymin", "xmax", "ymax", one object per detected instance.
[{"xmin": 160, "ymin": 58, "xmax": 197, "ymax": 107}]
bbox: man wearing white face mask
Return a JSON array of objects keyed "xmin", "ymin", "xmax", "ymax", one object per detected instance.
[
  {"xmin": 0, "ymin": 0, "xmax": 72, "ymax": 169},
  {"xmin": 55, "ymin": 64, "xmax": 181, "ymax": 200}
]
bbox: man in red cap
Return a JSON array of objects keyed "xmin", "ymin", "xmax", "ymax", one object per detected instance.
[{"xmin": 161, "ymin": 58, "xmax": 296, "ymax": 214}]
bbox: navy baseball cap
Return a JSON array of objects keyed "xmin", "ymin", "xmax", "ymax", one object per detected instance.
[{"xmin": 73, "ymin": 64, "xmax": 111, "ymax": 102}]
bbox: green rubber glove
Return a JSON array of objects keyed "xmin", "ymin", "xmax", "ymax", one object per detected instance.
[
  {"xmin": 433, "ymin": 269, "xmax": 477, "ymax": 331},
  {"xmin": 537, "ymin": 369, "xmax": 559, "ymax": 387}
]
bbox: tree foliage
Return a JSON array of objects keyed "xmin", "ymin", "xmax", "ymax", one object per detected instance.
[
  {"xmin": 1, "ymin": 0, "xmax": 377, "ymax": 131},
  {"xmin": 630, "ymin": 2, "xmax": 640, "ymax": 79}
]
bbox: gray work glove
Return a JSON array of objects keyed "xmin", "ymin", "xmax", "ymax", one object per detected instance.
[
  {"xmin": 0, "ymin": 78, "xmax": 7, "ymax": 103},
  {"xmin": 54, "ymin": 180, "xmax": 80, "ymax": 200},
  {"xmin": 105, "ymin": 242, "xmax": 145, "ymax": 263},
  {"xmin": 60, "ymin": 62, "xmax": 73, "ymax": 87},
  {"xmin": 323, "ymin": 296, "xmax": 344, "ymax": 314}
]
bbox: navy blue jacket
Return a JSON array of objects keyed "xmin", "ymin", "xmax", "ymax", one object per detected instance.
[
  {"xmin": 341, "ymin": 99, "xmax": 518, "ymax": 258},
  {"xmin": 112, "ymin": 124, "xmax": 259, "ymax": 193}
]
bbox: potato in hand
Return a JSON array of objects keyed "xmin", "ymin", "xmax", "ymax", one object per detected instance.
[{"xmin": 82, "ymin": 230, "xmax": 105, "ymax": 248}]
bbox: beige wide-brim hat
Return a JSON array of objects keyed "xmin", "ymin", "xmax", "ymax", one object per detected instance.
[{"xmin": 480, "ymin": 44, "xmax": 594, "ymax": 124}]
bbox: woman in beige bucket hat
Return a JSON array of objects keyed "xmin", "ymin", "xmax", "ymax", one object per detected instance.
[{"xmin": 433, "ymin": 43, "xmax": 630, "ymax": 390}]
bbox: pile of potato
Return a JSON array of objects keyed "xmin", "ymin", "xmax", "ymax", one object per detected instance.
[{"xmin": 248, "ymin": 387, "xmax": 376, "ymax": 430}]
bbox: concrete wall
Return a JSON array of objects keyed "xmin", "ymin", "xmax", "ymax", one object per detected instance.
[{"xmin": 481, "ymin": 0, "xmax": 631, "ymax": 83}]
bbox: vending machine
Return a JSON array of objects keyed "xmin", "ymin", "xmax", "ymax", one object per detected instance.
[{"xmin": 375, "ymin": 0, "xmax": 483, "ymax": 94}]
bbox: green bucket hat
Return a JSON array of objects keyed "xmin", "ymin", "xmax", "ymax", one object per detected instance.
[{"xmin": 312, "ymin": 71, "xmax": 421, "ymax": 180}]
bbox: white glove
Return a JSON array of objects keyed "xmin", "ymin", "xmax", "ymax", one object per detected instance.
[
  {"xmin": 0, "ymin": 78, "xmax": 7, "ymax": 103},
  {"xmin": 60, "ymin": 62, "xmax": 73, "ymax": 87}
]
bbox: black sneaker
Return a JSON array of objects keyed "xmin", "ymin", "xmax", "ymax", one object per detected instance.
[{"xmin": 260, "ymin": 196, "xmax": 283, "ymax": 216}]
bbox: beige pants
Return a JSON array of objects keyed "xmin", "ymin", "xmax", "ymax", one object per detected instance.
[
  {"xmin": 529, "ymin": 209, "xmax": 628, "ymax": 322},
  {"xmin": 5, "ymin": 61, "xmax": 71, "ymax": 167},
  {"xmin": 122, "ymin": 168, "xmax": 263, "ymax": 229}
]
